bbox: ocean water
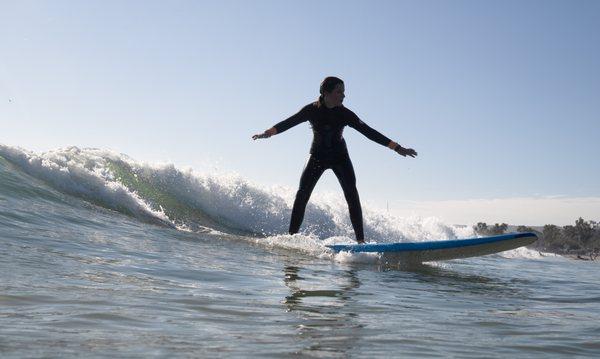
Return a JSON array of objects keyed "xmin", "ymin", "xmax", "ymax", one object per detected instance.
[{"xmin": 1, "ymin": 145, "xmax": 599, "ymax": 358}]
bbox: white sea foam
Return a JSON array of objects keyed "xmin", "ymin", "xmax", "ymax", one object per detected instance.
[
  {"xmin": 497, "ymin": 246, "xmax": 559, "ymax": 260},
  {"xmin": 0, "ymin": 144, "xmax": 546, "ymax": 262},
  {"xmin": 0, "ymin": 145, "xmax": 172, "ymax": 225}
]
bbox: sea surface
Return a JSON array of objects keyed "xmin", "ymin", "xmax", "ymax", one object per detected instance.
[{"xmin": 1, "ymin": 145, "xmax": 599, "ymax": 358}]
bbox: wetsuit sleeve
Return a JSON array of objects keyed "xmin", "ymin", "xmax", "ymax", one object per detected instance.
[
  {"xmin": 345, "ymin": 109, "xmax": 392, "ymax": 147},
  {"xmin": 272, "ymin": 105, "xmax": 311, "ymax": 134}
]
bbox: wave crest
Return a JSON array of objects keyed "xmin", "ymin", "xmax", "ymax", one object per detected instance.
[{"xmin": 0, "ymin": 144, "xmax": 472, "ymax": 243}]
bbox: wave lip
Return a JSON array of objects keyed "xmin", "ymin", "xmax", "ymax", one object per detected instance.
[{"xmin": 0, "ymin": 145, "xmax": 172, "ymax": 227}]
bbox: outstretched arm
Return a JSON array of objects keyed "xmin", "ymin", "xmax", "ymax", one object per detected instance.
[
  {"xmin": 347, "ymin": 110, "xmax": 417, "ymax": 158},
  {"xmin": 252, "ymin": 105, "xmax": 310, "ymax": 140}
]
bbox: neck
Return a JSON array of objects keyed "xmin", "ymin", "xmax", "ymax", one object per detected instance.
[{"xmin": 323, "ymin": 98, "xmax": 336, "ymax": 109}]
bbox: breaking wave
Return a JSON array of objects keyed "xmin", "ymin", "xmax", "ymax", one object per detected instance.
[{"xmin": 1, "ymin": 144, "xmax": 547, "ymax": 262}]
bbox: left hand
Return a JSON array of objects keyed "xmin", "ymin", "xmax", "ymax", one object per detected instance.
[
  {"xmin": 396, "ymin": 146, "xmax": 417, "ymax": 158},
  {"xmin": 389, "ymin": 141, "xmax": 417, "ymax": 157}
]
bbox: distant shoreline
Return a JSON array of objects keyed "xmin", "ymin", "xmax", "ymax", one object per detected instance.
[{"xmin": 472, "ymin": 218, "xmax": 599, "ymax": 261}]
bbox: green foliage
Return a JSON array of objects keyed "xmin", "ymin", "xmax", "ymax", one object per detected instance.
[
  {"xmin": 473, "ymin": 222, "xmax": 508, "ymax": 235},
  {"xmin": 516, "ymin": 225, "xmax": 534, "ymax": 233},
  {"xmin": 490, "ymin": 223, "xmax": 508, "ymax": 235},
  {"xmin": 474, "ymin": 218, "xmax": 600, "ymax": 258},
  {"xmin": 540, "ymin": 224, "xmax": 563, "ymax": 251},
  {"xmin": 536, "ymin": 219, "xmax": 599, "ymax": 256}
]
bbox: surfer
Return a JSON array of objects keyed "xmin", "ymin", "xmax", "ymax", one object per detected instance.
[{"xmin": 252, "ymin": 76, "xmax": 417, "ymax": 243}]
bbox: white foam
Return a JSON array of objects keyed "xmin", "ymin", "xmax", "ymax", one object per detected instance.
[
  {"xmin": 0, "ymin": 144, "xmax": 545, "ymax": 262},
  {"xmin": 0, "ymin": 145, "xmax": 172, "ymax": 225},
  {"xmin": 497, "ymin": 246, "xmax": 559, "ymax": 260}
]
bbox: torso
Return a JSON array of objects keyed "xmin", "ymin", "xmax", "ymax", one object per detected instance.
[{"xmin": 306, "ymin": 104, "xmax": 350, "ymax": 158}]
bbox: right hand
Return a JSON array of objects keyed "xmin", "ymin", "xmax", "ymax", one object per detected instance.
[
  {"xmin": 252, "ymin": 132, "xmax": 270, "ymax": 140},
  {"xmin": 252, "ymin": 127, "xmax": 277, "ymax": 140}
]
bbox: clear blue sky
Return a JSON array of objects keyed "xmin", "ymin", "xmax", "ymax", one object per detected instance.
[{"xmin": 1, "ymin": 0, "xmax": 599, "ymax": 225}]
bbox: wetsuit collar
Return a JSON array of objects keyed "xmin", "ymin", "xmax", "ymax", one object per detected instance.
[{"xmin": 318, "ymin": 98, "xmax": 340, "ymax": 110}]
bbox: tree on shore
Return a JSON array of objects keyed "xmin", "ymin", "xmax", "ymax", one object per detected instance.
[
  {"xmin": 538, "ymin": 224, "xmax": 562, "ymax": 251},
  {"xmin": 564, "ymin": 218, "xmax": 594, "ymax": 250},
  {"xmin": 474, "ymin": 218, "xmax": 599, "ymax": 259},
  {"xmin": 473, "ymin": 222, "xmax": 508, "ymax": 235},
  {"xmin": 560, "ymin": 218, "xmax": 600, "ymax": 257},
  {"xmin": 516, "ymin": 225, "xmax": 535, "ymax": 233}
]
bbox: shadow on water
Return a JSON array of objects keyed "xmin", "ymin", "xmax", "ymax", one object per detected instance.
[{"xmin": 282, "ymin": 264, "xmax": 363, "ymax": 357}]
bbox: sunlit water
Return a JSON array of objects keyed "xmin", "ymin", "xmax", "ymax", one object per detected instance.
[{"xmin": 1, "ymin": 145, "xmax": 599, "ymax": 358}]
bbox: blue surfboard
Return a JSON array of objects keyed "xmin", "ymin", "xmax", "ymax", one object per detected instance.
[{"xmin": 326, "ymin": 232, "xmax": 538, "ymax": 262}]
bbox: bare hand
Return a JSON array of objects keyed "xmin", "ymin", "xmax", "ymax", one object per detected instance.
[
  {"xmin": 252, "ymin": 132, "xmax": 270, "ymax": 140},
  {"xmin": 252, "ymin": 127, "xmax": 277, "ymax": 140},
  {"xmin": 395, "ymin": 146, "xmax": 417, "ymax": 158}
]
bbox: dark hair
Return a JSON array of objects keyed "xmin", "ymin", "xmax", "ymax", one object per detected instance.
[{"xmin": 319, "ymin": 76, "xmax": 344, "ymax": 103}]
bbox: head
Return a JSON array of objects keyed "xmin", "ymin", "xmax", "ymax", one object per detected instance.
[{"xmin": 319, "ymin": 76, "xmax": 345, "ymax": 108}]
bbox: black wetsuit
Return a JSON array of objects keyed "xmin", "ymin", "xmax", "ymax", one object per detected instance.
[{"xmin": 273, "ymin": 101, "xmax": 391, "ymax": 241}]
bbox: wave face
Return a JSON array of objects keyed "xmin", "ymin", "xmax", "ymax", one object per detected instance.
[{"xmin": 0, "ymin": 144, "xmax": 478, "ymax": 245}]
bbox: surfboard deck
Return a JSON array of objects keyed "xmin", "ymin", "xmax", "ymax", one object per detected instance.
[{"xmin": 326, "ymin": 232, "xmax": 538, "ymax": 262}]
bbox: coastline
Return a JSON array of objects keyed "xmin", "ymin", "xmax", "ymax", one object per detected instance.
[{"xmin": 473, "ymin": 219, "xmax": 600, "ymax": 261}]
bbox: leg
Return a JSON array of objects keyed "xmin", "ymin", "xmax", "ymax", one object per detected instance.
[
  {"xmin": 289, "ymin": 155, "xmax": 326, "ymax": 235},
  {"xmin": 331, "ymin": 155, "xmax": 364, "ymax": 242}
]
